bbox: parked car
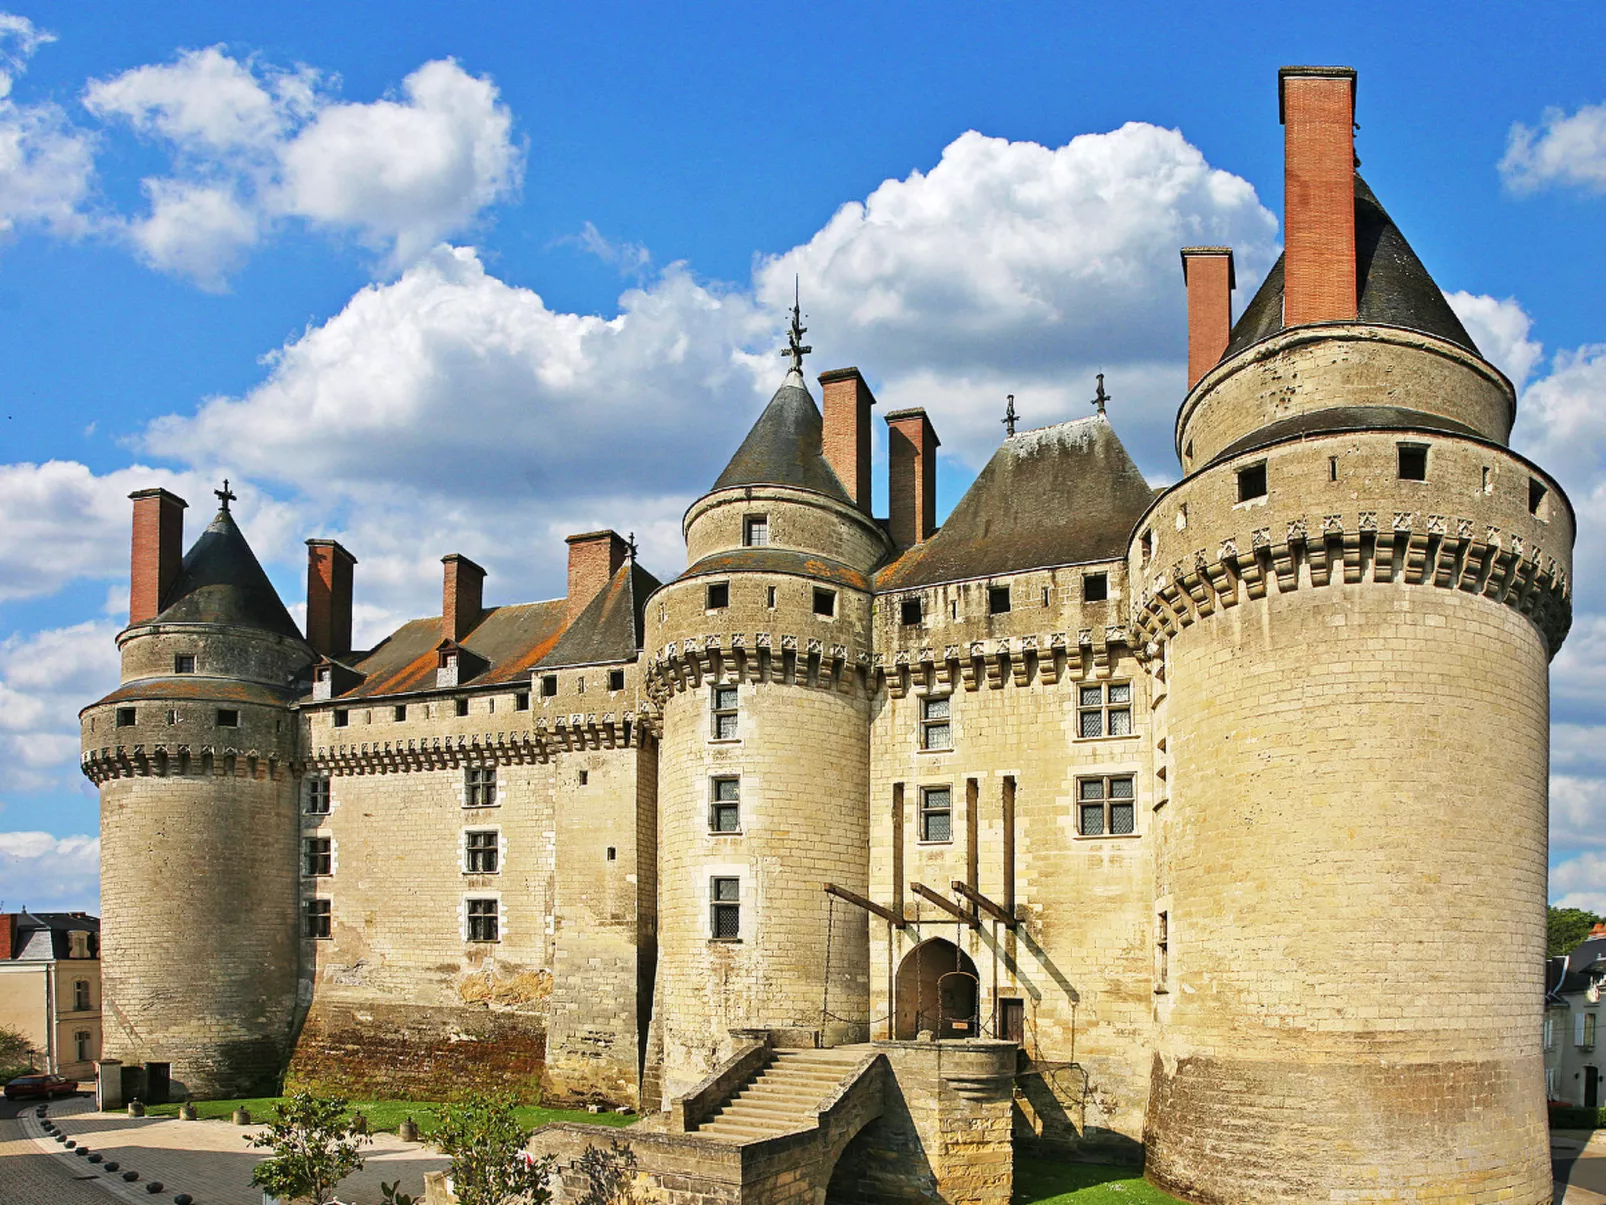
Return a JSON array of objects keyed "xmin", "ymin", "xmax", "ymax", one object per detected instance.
[{"xmin": 4, "ymin": 1073, "xmax": 77, "ymax": 1100}]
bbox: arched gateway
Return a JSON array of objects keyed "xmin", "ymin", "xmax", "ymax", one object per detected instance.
[{"xmin": 894, "ymin": 938, "xmax": 980, "ymax": 1040}]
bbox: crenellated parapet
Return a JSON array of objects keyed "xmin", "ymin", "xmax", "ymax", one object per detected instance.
[
  {"xmin": 82, "ymin": 743, "xmax": 290, "ymax": 785},
  {"xmin": 644, "ymin": 631, "xmax": 871, "ymax": 704},
  {"xmin": 300, "ymin": 709, "xmax": 653, "ymax": 775},
  {"xmin": 873, "ymin": 627, "xmax": 1131, "ymax": 698}
]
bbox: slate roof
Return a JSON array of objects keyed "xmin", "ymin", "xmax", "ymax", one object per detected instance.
[
  {"xmin": 1551, "ymin": 939, "xmax": 1606, "ymax": 1000},
  {"xmin": 1209, "ymin": 405, "xmax": 1484, "ymax": 466},
  {"xmin": 712, "ymin": 368, "xmax": 853, "ymax": 503},
  {"xmin": 152, "ymin": 508, "xmax": 303, "ymax": 640},
  {"xmin": 93, "ymin": 677, "xmax": 297, "ymax": 709},
  {"xmin": 7, "ymin": 911, "xmax": 99, "ymax": 962},
  {"xmin": 1223, "ymin": 175, "xmax": 1477, "ymax": 362},
  {"xmin": 676, "ymin": 548, "xmax": 870, "ymax": 592},
  {"xmin": 541, "ymin": 561, "xmax": 661, "ymax": 669},
  {"xmin": 876, "ymin": 415, "xmax": 1155, "ymax": 592}
]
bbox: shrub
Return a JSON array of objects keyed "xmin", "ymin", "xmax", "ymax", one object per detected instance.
[
  {"xmin": 0, "ymin": 1024, "xmax": 36, "ymax": 1079},
  {"xmin": 1549, "ymin": 1104, "xmax": 1606, "ymax": 1130},
  {"xmin": 246, "ymin": 1091, "xmax": 369, "ymax": 1205},
  {"xmin": 431, "ymin": 1092, "xmax": 557, "ymax": 1205}
]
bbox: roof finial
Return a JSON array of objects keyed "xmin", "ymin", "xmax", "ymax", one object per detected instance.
[
  {"xmin": 1002, "ymin": 394, "xmax": 1018, "ymax": 438},
  {"xmin": 1091, "ymin": 373, "xmax": 1111, "ymax": 417},
  {"xmin": 626, "ymin": 531, "xmax": 638, "ymax": 563},
  {"xmin": 214, "ymin": 478, "xmax": 237, "ymax": 512},
  {"xmin": 780, "ymin": 276, "xmax": 812, "ymax": 375}
]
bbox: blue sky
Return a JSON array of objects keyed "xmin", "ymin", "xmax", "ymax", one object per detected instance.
[{"xmin": 0, "ymin": 2, "xmax": 1602, "ymax": 913}]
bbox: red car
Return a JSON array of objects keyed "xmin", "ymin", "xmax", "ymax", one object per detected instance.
[{"xmin": 4, "ymin": 1074, "xmax": 77, "ymax": 1100}]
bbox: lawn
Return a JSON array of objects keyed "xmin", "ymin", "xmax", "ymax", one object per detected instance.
[
  {"xmin": 142, "ymin": 1096, "xmax": 635, "ymax": 1133},
  {"xmin": 1015, "ymin": 1156, "xmax": 1185, "ymax": 1204}
]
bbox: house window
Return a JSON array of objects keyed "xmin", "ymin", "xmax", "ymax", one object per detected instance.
[
  {"xmin": 305, "ymin": 777, "xmax": 331, "ymax": 815},
  {"xmin": 712, "ymin": 685, "xmax": 739, "ymax": 739},
  {"xmin": 166, "ymin": 709, "xmax": 178, "ymax": 725},
  {"xmin": 455, "ymin": 698, "xmax": 470, "ymax": 717},
  {"xmin": 988, "ymin": 585, "xmax": 1010, "ymax": 615},
  {"xmin": 1078, "ymin": 682, "xmax": 1132, "ymax": 737},
  {"xmin": 305, "ymin": 899, "xmax": 331, "ymax": 939},
  {"xmin": 711, "ymin": 878, "xmax": 741, "ymax": 940},
  {"xmin": 744, "ymin": 515, "xmax": 769, "ymax": 546},
  {"xmin": 1397, "ymin": 443, "xmax": 1428, "ymax": 481},
  {"xmin": 116, "ymin": 707, "xmax": 136, "ymax": 728},
  {"xmin": 606, "ymin": 846, "xmax": 616, "ymax": 861},
  {"xmin": 575, "ymin": 677, "xmax": 584, "ymax": 695},
  {"xmin": 216, "ymin": 709, "xmax": 239, "ymax": 728},
  {"xmin": 766, "ymin": 586, "xmax": 777, "ymax": 609},
  {"xmin": 1237, "ymin": 462, "xmax": 1268, "ymax": 501},
  {"xmin": 74, "ymin": 1030, "xmax": 92, "ymax": 1062},
  {"xmin": 333, "ymin": 709, "xmax": 349, "ymax": 728},
  {"xmin": 303, "ymin": 836, "xmax": 332, "ymax": 877},
  {"xmin": 1083, "ymin": 573, "xmax": 1108, "ymax": 602},
  {"xmin": 73, "ymin": 979, "xmax": 90, "ymax": 1011},
  {"xmin": 813, "ymin": 588, "xmax": 836, "ymax": 617},
  {"xmin": 1579, "ymin": 1011, "xmax": 1598, "ymax": 1050},
  {"xmin": 901, "ymin": 597, "xmax": 923, "ymax": 625},
  {"xmin": 1544, "ymin": 1015, "xmax": 1556, "ymax": 1050},
  {"xmin": 1329, "ymin": 456, "xmax": 1339, "ymax": 482},
  {"xmin": 515, "ymin": 692, "xmax": 529, "ymax": 711},
  {"xmin": 1156, "ymin": 912, "xmax": 1170, "ymax": 986},
  {"xmin": 710, "ymin": 778, "xmax": 741, "ymax": 833},
  {"xmin": 1140, "ymin": 529, "xmax": 1153, "ymax": 563},
  {"xmin": 541, "ymin": 674, "xmax": 557, "ymax": 698},
  {"xmin": 173, "ymin": 654, "xmax": 195, "ymax": 674},
  {"xmin": 920, "ymin": 786, "xmax": 952, "ymax": 842},
  {"xmin": 1530, "ymin": 477, "xmax": 1550, "ymax": 519},
  {"xmin": 707, "ymin": 582, "xmax": 730, "ymax": 610},
  {"xmin": 920, "ymin": 696, "xmax": 952, "ymax": 750},
  {"xmin": 466, "ymin": 898, "xmax": 500, "ymax": 942},
  {"xmin": 578, "ymin": 770, "xmax": 589, "ymax": 786},
  {"xmin": 609, "ymin": 669, "xmax": 625, "ymax": 691},
  {"xmin": 465, "ymin": 765, "xmax": 497, "ymax": 807},
  {"xmin": 465, "ymin": 830, "xmax": 499, "ymax": 874},
  {"xmin": 1078, "ymin": 775, "xmax": 1137, "ymax": 836},
  {"xmin": 394, "ymin": 704, "xmax": 406, "ymax": 722}
]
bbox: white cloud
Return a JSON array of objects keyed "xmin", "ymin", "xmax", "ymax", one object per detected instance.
[
  {"xmin": 1501, "ymin": 102, "xmax": 1606, "ymax": 195},
  {"xmin": 127, "ymin": 179, "xmax": 257, "ymax": 290},
  {"xmin": 1512, "ymin": 343, "xmax": 1606, "ymax": 496},
  {"xmin": 0, "ymin": 12, "xmax": 52, "ymax": 98},
  {"xmin": 0, "ymin": 620, "xmax": 119, "ymax": 797},
  {"xmin": 1552, "ymin": 852, "xmax": 1606, "ymax": 912},
  {"xmin": 0, "ymin": 13, "xmax": 94, "ymax": 237},
  {"xmin": 1445, "ymin": 291, "xmax": 1543, "ymax": 390},
  {"xmin": 0, "ymin": 831, "xmax": 99, "ymax": 912}
]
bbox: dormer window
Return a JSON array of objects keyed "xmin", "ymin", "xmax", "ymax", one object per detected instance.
[{"xmin": 744, "ymin": 515, "xmax": 769, "ymax": 547}]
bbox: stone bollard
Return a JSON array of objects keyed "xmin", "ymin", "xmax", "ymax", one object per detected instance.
[
  {"xmin": 398, "ymin": 1116, "xmax": 419, "ymax": 1143},
  {"xmin": 127, "ymin": 1099, "xmax": 145, "ymax": 1117},
  {"xmin": 178, "ymin": 1102, "xmax": 197, "ymax": 1120},
  {"xmin": 232, "ymin": 1106, "xmax": 251, "ymax": 1125}
]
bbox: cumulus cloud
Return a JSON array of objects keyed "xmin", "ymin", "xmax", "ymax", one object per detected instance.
[
  {"xmin": 1445, "ymin": 291, "xmax": 1544, "ymax": 390},
  {"xmin": 0, "ymin": 620, "xmax": 119, "ymax": 796},
  {"xmin": 84, "ymin": 49, "xmax": 520, "ymax": 286},
  {"xmin": 0, "ymin": 831, "xmax": 99, "ymax": 912},
  {"xmin": 0, "ymin": 13, "xmax": 95, "ymax": 237},
  {"xmin": 1501, "ymin": 102, "xmax": 1606, "ymax": 195},
  {"xmin": 1552, "ymin": 852, "xmax": 1606, "ymax": 917}
]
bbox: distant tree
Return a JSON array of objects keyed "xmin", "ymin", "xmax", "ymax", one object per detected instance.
[
  {"xmin": 575, "ymin": 1140, "xmax": 638, "ymax": 1205},
  {"xmin": 430, "ymin": 1093, "xmax": 556, "ymax": 1205},
  {"xmin": 0, "ymin": 1025, "xmax": 35, "ymax": 1075},
  {"xmin": 1548, "ymin": 906, "xmax": 1603, "ymax": 958},
  {"xmin": 247, "ymin": 1092, "xmax": 369, "ymax": 1205}
]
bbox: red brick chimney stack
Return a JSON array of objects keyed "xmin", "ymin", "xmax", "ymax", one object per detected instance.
[
  {"xmin": 305, "ymin": 540, "xmax": 357, "ymax": 658},
  {"xmin": 1280, "ymin": 66, "xmax": 1359, "ymax": 327},
  {"xmin": 0, "ymin": 913, "xmax": 14, "ymax": 960},
  {"xmin": 442, "ymin": 554, "xmax": 486, "ymax": 643},
  {"xmin": 818, "ymin": 367, "xmax": 876, "ymax": 513},
  {"xmin": 564, "ymin": 531, "xmax": 628, "ymax": 627},
  {"xmin": 128, "ymin": 488, "xmax": 187, "ymax": 626},
  {"xmin": 1181, "ymin": 247, "xmax": 1236, "ymax": 389},
  {"xmin": 886, "ymin": 408, "xmax": 941, "ymax": 549}
]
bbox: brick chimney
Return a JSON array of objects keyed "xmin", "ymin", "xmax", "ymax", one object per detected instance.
[
  {"xmin": 0, "ymin": 913, "xmax": 13, "ymax": 960},
  {"xmin": 1181, "ymin": 247, "xmax": 1236, "ymax": 389},
  {"xmin": 565, "ymin": 530, "xmax": 628, "ymax": 626},
  {"xmin": 819, "ymin": 367, "xmax": 876, "ymax": 512},
  {"xmin": 1279, "ymin": 66, "xmax": 1358, "ymax": 327},
  {"xmin": 442, "ymin": 554, "xmax": 486, "ymax": 643},
  {"xmin": 128, "ymin": 488, "xmax": 187, "ymax": 626},
  {"xmin": 305, "ymin": 540, "xmax": 357, "ymax": 658},
  {"xmin": 886, "ymin": 408, "xmax": 940, "ymax": 549}
]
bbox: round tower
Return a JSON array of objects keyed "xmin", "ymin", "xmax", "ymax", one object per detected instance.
[
  {"xmin": 81, "ymin": 487, "xmax": 312, "ymax": 1099},
  {"xmin": 644, "ymin": 328, "xmax": 892, "ymax": 1098},
  {"xmin": 1133, "ymin": 69, "xmax": 1572, "ymax": 1203}
]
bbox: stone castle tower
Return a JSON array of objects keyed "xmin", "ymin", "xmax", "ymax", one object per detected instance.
[{"xmin": 80, "ymin": 66, "xmax": 1574, "ymax": 1203}]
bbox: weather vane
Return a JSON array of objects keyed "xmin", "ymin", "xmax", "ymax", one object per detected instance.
[
  {"xmin": 215, "ymin": 478, "xmax": 237, "ymax": 512},
  {"xmin": 1091, "ymin": 373, "xmax": 1111, "ymax": 417},
  {"xmin": 1002, "ymin": 394, "xmax": 1019, "ymax": 438},
  {"xmin": 626, "ymin": 532, "xmax": 638, "ymax": 563},
  {"xmin": 781, "ymin": 276, "xmax": 812, "ymax": 373}
]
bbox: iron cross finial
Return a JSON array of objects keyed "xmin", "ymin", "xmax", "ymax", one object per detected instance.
[
  {"xmin": 626, "ymin": 532, "xmax": 638, "ymax": 563},
  {"xmin": 214, "ymin": 478, "xmax": 237, "ymax": 512},
  {"xmin": 780, "ymin": 276, "xmax": 812, "ymax": 373},
  {"xmin": 1091, "ymin": 373, "xmax": 1111, "ymax": 417},
  {"xmin": 1002, "ymin": 394, "xmax": 1018, "ymax": 438}
]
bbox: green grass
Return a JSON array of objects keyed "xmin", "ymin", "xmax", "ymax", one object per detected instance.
[
  {"xmin": 141, "ymin": 1096, "xmax": 635, "ymax": 1133},
  {"xmin": 1014, "ymin": 1156, "xmax": 1185, "ymax": 1204}
]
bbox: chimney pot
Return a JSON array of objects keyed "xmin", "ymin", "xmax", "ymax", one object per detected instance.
[
  {"xmin": 1181, "ymin": 247, "xmax": 1236, "ymax": 389},
  {"xmin": 127, "ymin": 489, "xmax": 187, "ymax": 626},
  {"xmin": 305, "ymin": 540, "xmax": 357, "ymax": 658},
  {"xmin": 885, "ymin": 408, "xmax": 941, "ymax": 549},
  {"xmin": 1279, "ymin": 66, "xmax": 1359, "ymax": 327},
  {"xmin": 442, "ymin": 554, "xmax": 487, "ymax": 643},
  {"xmin": 818, "ymin": 367, "xmax": 876, "ymax": 512},
  {"xmin": 564, "ymin": 531, "xmax": 628, "ymax": 627}
]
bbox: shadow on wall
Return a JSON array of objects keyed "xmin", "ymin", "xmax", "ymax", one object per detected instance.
[{"xmin": 822, "ymin": 1073, "xmax": 939, "ymax": 1204}]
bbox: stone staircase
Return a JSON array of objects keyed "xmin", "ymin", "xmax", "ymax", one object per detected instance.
[{"xmin": 693, "ymin": 1046, "xmax": 869, "ymax": 1142}]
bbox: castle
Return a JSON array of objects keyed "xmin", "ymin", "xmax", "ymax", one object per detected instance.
[{"xmin": 82, "ymin": 67, "xmax": 1576, "ymax": 1203}]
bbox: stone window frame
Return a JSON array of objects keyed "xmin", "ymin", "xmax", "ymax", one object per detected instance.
[
  {"xmin": 173, "ymin": 653, "xmax": 195, "ymax": 674},
  {"xmin": 1076, "ymin": 774, "xmax": 1138, "ymax": 838},
  {"xmin": 333, "ymin": 709, "xmax": 349, "ymax": 728},
  {"xmin": 305, "ymin": 776, "xmax": 331, "ymax": 815},
  {"xmin": 74, "ymin": 1030, "xmax": 93, "ymax": 1062},
  {"xmin": 303, "ymin": 835, "xmax": 333, "ymax": 877},
  {"xmin": 1082, "ymin": 572, "xmax": 1109, "ymax": 603},
  {"xmin": 514, "ymin": 691, "xmax": 529, "ymax": 711},
  {"xmin": 304, "ymin": 898, "xmax": 332, "ymax": 940},
  {"xmin": 608, "ymin": 668, "xmax": 626, "ymax": 692},
  {"xmin": 744, "ymin": 514, "xmax": 770, "ymax": 547},
  {"xmin": 919, "ymin": 694, "xmax": 952, "ymax": 752},
  {"xmin": 1396, "ymin": 441, "xmax": 1429, "ymax": 482},
  {"xmin": 1076, "ymin": 681, "xmax": 1133, "ymax": 739},
  {"xmin": 72, "ymin": 979, "xmax": 90, "ymax": 1012},
  {"xmin": 706, "ymin": 581, "xmax": 731, "ymax": 611},
  {"xmin": 465, "ymin": 764, "xmax": 498, "ymax": 808},
  {"xmin": 1579, "ymin": 1011, "xmax": 1598, "ymax": 1050},
  {"xmin": 393, "ymin": 703, "xmax": 407, "ymax": 722},
  {"xmin": 709, "ymin": 776, "xmax": 741, "ymax": 834},
  {"xmin": 987, "ymin": 584, "xmax": 1011, "ymax": 615},
  {"xmin": 1544, "ymin": 1013, "xmax": 1556, "ymax": 1050},
  {"xmin": 216, "ymin": 708, "xmax": 240, "ymax": 728},
  {"xmin": 711, "ymin": 684, "xmax": 739, "ymax": 741},
  {"xmin": 115, "ymin": 707, "xmax": 136, "ymax": 728},
  {"xmin": 813, "ymin": 587, "xmax": 837, "ymax": 618},
  {"xmin": 1155, "ymin": 910, "xmax": 1170, "ymax": 993},
  {"xmin": 918, "ymin": 785, "xmax": 953, "ymax": 844},
  {"xmin": 463, "ymin": 828, "xmax": 500, "ymax": 875},
  {"xmin": 541, "ymin": 674, "xmax": 558, "ymax": 698},
  {"xmin": 465, "ymin": 896, "xmax": 501, "ymax": 944},
  {"xmin": 1235, "ymin": 460, "xmax": 1268, "ymax": 503},
  {"xmin": 1530, "ymin": 476, "xmax": 1551, "ymax": 522},
  {"xmin": 455, "ymin": 697, "xmax": 470, "ymax": 717},
  {"xmin": 710, "ymin": 876, "xmax": 741, "ymax": 941},
  {"xmin": 900, "ymin": 596, "xmax": 924, "ymax": 626}
]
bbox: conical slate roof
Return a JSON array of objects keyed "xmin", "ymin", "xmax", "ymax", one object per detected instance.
[
  {"xmin": 876, "ymin": 414, "xmax": 1155, "ymax": 591},
  {"xmin": 1224, "ymin": 174, "xmax": 1477, "ymax": 360},
  {"xmin": 711, "ymin": 368, "xmax": 853, "ymax": 502},
  {"xmin": 152, "ymin": 508, "xmax": 303, "ymax": 640}
]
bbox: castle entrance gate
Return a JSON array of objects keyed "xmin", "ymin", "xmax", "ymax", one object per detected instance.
[{"xmin": 895, "ymin": 938, "xmax": 979, "ymax": 1039}]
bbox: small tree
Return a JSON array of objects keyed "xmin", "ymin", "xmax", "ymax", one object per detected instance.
[
  {"xmin": 247, "ymin": 1092, "xmax": 369, "ymax": 1205},
  {"xmin": 431, "ymin": 1093, "xmax": 555, "ymax": 1205},
  {"xmin": 1548, "ymin": 906, "xmax": 1604, "ymax": 957},
  {"xmin": 575, "ymin": 1140, "xmax": 638, "ymax": 1205},
  {"xmin": 0, "ymin": 1024, "xmax": 35, "ymax": 1077}
]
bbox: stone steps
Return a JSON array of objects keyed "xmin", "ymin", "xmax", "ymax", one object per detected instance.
[{"xmin": 694, "ymin": 1048, "xmax": 866, "ymax": 1142}]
